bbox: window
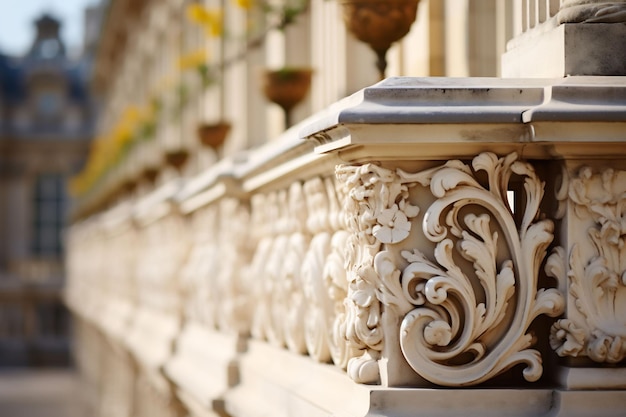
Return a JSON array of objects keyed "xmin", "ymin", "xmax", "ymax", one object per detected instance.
[
  {"xmin": 36, "ymin": 302, "xmax": 69, "ymax": 338},
  {"xmin": 31, "ymin": 174, "xmax": 67, "ymax": 257},
  {"xmin": 36, "ymin": 91, "xmax": 62, "ymax": 119},
  {"xmin": 40, "ymin": 39, "xmax": 61, "ymax": 59}
]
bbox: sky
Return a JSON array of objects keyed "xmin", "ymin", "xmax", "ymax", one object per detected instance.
[{"xmin": 0, "ymin": 0, "xmax": 98, "ymax": 57}]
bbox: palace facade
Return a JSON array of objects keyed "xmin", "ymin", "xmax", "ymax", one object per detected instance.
[{"xmin": 0, "ymin": 14, "xmax": 95, "ymax": 366}]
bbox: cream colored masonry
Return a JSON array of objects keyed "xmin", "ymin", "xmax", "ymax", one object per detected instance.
[{"xmin": 66, "ymin": 75, "xmax": 626, "ymax": 417}]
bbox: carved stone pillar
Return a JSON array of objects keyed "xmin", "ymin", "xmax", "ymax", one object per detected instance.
[
  {"xmin": 547, "ymin": 160, "xmax": 626, "ymax": 389},
  {"xmin": 165, "ymin": 189, "xmax": 250, "ymax": 417},
  {"xmin": 502, "ymin": 0, "xmax": 626, "ymax": 77}
]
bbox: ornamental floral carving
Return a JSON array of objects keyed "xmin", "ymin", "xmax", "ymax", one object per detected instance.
[
  {"xmin": 336, "ymin": 163, "xmax": 421, "ymax": 383},
  {"xmin": 549, "ymin": 167, "xmax": 626, "ymax": 363},
  {"xmin": 337, "ymin": 152, "xmax": 564, "ymax": 386}
]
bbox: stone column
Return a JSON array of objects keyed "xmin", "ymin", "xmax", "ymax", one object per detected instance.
[{"xmin": 502, "ymin": 0, "xmax": 626, "ymax": 77}]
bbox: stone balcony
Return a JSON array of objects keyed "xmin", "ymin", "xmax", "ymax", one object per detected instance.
[{"xmin": 65, "ymin": 76, "xmax": 626, "ymax": 417}]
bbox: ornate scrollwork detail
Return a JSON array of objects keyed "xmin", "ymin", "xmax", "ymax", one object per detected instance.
[
  {"xmin": 283, "ymin": 182, "xmax": 310, "ymax": 353},
  {"xmin": 302, "ymin": 178, "xmax": 334, "ymax": 362},
  {"xmin": 550, "ymin": 167, "xmax": 626, "ymax": 363},
  {"xmin": 250, "ymin": 184, "xmax": 312, "ymax": 351},
  {"xmin": 179, "ymin": 206, "xmax": 219, "ymax": 326},
  {"xmin": 302, "ymin": 177, "xmax": 360, "ymax": 367},
  {"xmin": 216, "ymin": 198, "xmax": 253, "ymax": 335},
  {"xmin": 303, "ymin": 231, "xmax": 333, "ymax": 361},
  {"xmin": 395, "ymin": 152, "xmax": 564, "ymax": 386},
  {"xmin": 336, "ymin": 163, "xmax": 421, "ymax": 383},
  {"xmin": 250, "ymin": 193, "xmax": 276, "ymax": 341}
]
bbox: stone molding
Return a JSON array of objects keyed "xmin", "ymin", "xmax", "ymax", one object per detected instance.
[{"xmin": 65, "ymin": 77, "xmax": 626, "ymax": 416}]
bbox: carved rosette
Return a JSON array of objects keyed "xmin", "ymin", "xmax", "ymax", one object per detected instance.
[
  {"xmin": 336, "ymin": 152, "xmax": 564, "ymax": 386},
  {"xmin": 549, "ymin": 167, "xmax": 626, "ymax": 363}
]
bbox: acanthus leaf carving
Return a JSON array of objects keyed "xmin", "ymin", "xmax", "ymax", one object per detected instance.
[
  {"xmin": 338, "ymin": 152, "xmax": 563, "ymax": 386},
  {"xmin": 397, "ymin": 152, "xmax": 563, "ymax": 386},
  {"xmin": 302, "ymin": 177, "xmax": 360, "ymax": 367}
]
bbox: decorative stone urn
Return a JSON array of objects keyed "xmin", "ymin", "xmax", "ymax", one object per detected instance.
[
  {"xmin": 164, "ymin": 149, "xmax": 189, "ymax": 171},
  {"xmin": 142, "ymin": 166, "xmax": 159, "ymax": 184},
  {"xmin": 262, "ymin": 68, "xmax": 313, "ymax": 128},
  {"xmin": 196, "ymin": 121, "xmax": 231, "ymax": 149},
  {"xmin": 339, "ymin": 0, "xmax": 420, "ymax": 79}
]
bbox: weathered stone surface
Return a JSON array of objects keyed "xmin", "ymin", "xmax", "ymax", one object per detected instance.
[{"xmin": 502, "ymin": 23, "xmax": 626, "ymax": 77}]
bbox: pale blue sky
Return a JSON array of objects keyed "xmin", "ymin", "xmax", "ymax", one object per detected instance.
[{"xmin": 0, "ymin": 0, "xmax": 98, "ymax": 57}]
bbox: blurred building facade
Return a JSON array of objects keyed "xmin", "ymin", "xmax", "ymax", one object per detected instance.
[
  {"xmin": 66, "ymin": 1, "xmax": 625, "ymax": 416},
  {"xmin": 0, "ymin": 14, "xmax": 95, "ymax": 366}
]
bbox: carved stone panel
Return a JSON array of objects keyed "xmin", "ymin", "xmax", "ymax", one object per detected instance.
[
  {"xmin": 336, "ymin": 152, "xmax": 564, "ymax": 386},
  {"xmin": 549, "ymin": 166, "xmax": 626, "ymax": 365}
]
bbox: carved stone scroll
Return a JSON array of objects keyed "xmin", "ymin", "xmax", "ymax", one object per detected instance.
[
  {"xmin": 398, "ymin": 153, "xmax": 564, "ymax": 386},
  {"xmin": 283, "ymin": 182, "xmax": 310, "ymax": 353},
  {"xmin": 250, "ymin": 193, "xmax": 276, "ymax": 342},
  {"xmin": 336, "ymin": 152, "xmax": 565, "ymax": 386},
  {"xmin": 249, "ymin": 187, "xmax": 311, "ymax": 349},
  {"xmin": 216, "ymin": 198, "xmax": 253, "ymax": 335},
  {"xmin": 302, "ymin": 177, "xmax": 359, "ymax": 367},
  {"xmin": 302, "ymin": 177, "xmax": 334, "ymax": 362},
  {"xmin": 179, "ymin": 206, "xmax": 219, "ymax": 326}
]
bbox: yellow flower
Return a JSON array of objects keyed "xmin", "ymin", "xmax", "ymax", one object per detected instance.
[
  {"xmin": 186, "ymin": 4, "xmax": 207, "ymax": 23},
  {"xmin": 204, "ymin": 20, "xmax": 222, "ymax": 38},
  {"xmin": 186, "ymin": 4, "xmax": 223, "ymax": 37},
  {"xmin": 122, "ymin": 106, "xmax": 142, "ymax": 126},
  {"xmin": 233, "ymin": 0, "xmax": 253, "ymax": 10},
  {"xmin": 113, "ymin": 125, "xmax": 132, "ymax": 146},
  {"xmin": 177, "ymin": 49, "xmax": 207, "ymax": 71}
]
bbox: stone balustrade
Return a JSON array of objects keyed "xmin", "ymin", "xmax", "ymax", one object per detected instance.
[{"xmin": 65, "ymin": 76, "xmax": 626, "ymax": 417}]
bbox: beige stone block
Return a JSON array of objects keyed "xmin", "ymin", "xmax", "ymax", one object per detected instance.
[{"xmin": 502, "ymin": 23, "xmax": 626, "ymax": 77}]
